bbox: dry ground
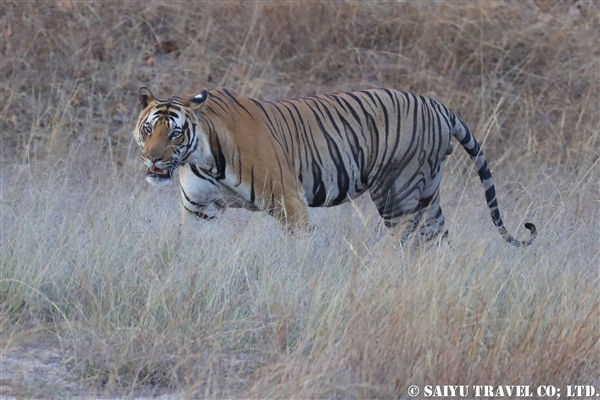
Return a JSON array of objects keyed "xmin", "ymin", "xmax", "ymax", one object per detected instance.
[{"xmin": 1, "ymin": 1, "xmax": 599, "ymax": 398}]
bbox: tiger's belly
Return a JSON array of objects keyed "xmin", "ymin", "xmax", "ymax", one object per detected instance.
[{"xmin": 300, "ymin": 169, "xmax": 367, "ymax": 208}]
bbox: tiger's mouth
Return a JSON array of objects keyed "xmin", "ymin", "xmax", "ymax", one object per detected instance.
[{"xmin": 146, "ymin": 165, "xmax": 173, "ymax": 183}]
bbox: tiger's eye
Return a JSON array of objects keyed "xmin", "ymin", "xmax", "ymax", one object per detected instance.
[{"xmin": 170, "ymin": 129, "xmax": 182, "ymax": 139}]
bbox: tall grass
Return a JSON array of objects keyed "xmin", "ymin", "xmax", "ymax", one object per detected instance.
[
  {"xmin": 1, "ymin": 0, "xmax": 599, "ymax": 397},
  {"xmin": 2, "ymin": 156, "xmax": 597, "ymax": 397}
]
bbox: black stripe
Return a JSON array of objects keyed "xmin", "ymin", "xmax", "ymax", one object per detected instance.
[
  {"xmin": 305, "ymin": 98, "xmax": 350, "ymax": 206},
  {"xmin": 189, "ymin": 164, "xmax": 210, "ymax": 181},
  {"xmin": 477, "ymin": 163, "xmax": 492, "ymax": 181},
  {"xmin": 346, "ymin": 91, "xmax": 380, "ymax": 177},
  {"xmin": 336, "ymin": 109, "xmax": 366, "ymax": 187},
  {"xmin": 490, "ymin": 209, "xmax": 501, "ymax": 226},
  {"xmin": 419, "ymin": 192, "xmax": 436, "ymax": 208},
  {"xmin": 287, "ymin": 100, "xmax": 325, "ymax": 191},
  {"xmin": 250, "ymin": 166, "xmax": 256, "ymax": 204},
  {"xmin": 459, "ymin": 132, "xmax": 471, "ymax": 146},
  {"xmin": 250, "ymin": 99, "xmax": 288, "ymax": 154},
  {"xmin": 280, "ymin": 102, "xmax": 304, "ymax": 173},
  {"xmin": 485, "ymin": 186, "xmax": 496, "ymax": 204},
  {"xmin": 369, "ymin": 91, "xmax": 419, "ymax": 196},
  {"xmin": 210, "ymin": 132, "xmax": 227, "ymax": 180},
  {"xmin": 221, "ymin": 88, "xmax": 255, "ymax": 119},
  {"xmin": 208, "ymin": 95, "xmax": 232, "ymax": 115},
  {"xmin": 270, "ymin": 103, "xmax": 292, "ymax": 155},
  {"xmin": 183, "ymin": 206, "xmax": 215, "ymax": 220},
  {"xmin": 286, "ymin": 101, "xmax": 319, "ymax": 194},
  {"xmin": 181, "ymin": 188, "xmax": 205, "ymax": 208}
]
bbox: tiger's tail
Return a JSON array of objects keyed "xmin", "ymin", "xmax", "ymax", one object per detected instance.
[{"xmin": 449, "ymin": 111, "xmax": 537, "ymax": 247}]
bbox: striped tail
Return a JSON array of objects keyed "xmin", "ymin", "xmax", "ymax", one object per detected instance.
[{"xmin": 450, "ymin": 112, "xmax": 537, "ymax": 247}]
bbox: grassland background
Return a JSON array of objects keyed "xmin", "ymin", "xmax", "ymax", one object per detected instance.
[{"xmin": 1, "ymin": 1, "xmax": 598, "ymax": 398}]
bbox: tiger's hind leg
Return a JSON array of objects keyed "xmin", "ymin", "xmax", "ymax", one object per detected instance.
[
  {"xmin": 371, "ymin": 166, "xmax": 448, "ymax": 251},
  {"xmin": 414, "ymin": 192, "xmax": 448, "ymax": 247},
  {"xmin": 369, "ymin": 182, "xmax": 422, "ymax": 250},
  {"xmin": 385, "ymin": 197, "xmax": 447, "ymax": 253},
  {"xmin": 412, "ymin": 161, "xmax": 450, "ymax": 249},
  {"xmin": 410, "ymin": 159, "xmax": 448, "ymax": 248}
]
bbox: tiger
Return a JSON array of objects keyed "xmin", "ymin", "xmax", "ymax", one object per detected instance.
[{"xmin": 133, "ymin": 87, "xmax": 536, "ymax": 247}]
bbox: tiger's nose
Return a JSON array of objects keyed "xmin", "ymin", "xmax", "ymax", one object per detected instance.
[{"xmin": 148, "ymin": 156, "xmax": 161, "ymax": 163}]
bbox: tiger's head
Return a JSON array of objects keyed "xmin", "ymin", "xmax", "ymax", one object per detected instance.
[{"xmin": 134, "ymin": 87, "xmax": 211, "ymax": 185}]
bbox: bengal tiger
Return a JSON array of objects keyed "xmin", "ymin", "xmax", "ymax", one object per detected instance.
[{"xmin": 134, "ymin": 87, "xmax": 536, "ymax": 247}]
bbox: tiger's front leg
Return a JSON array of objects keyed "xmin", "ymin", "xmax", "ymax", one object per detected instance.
[
  {"xmin": 251, "ymin": 177, "xmax": 312, "ymax": 234},
  {"xmin": 273, "ymin": 194, "xmax": 312, "ymax": 234},
  {"xmin": 177, "ymin": 164, "xmax": 225, "ymax": 242}
]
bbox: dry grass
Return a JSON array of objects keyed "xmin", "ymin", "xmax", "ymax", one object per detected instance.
[{"xmin": 1, "ymin": 0, "xmax": 599, "ymax": 398}]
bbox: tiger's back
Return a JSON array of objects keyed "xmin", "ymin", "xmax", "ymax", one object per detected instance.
[{"xmin": 247, "ymin": 89, "xmax": 453, "ymax": 209}]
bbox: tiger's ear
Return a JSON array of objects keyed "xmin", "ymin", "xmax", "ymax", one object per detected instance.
[
  {"xmin": 187, "ymin": 90, "xmax": 209, "ymax": 110},
  {"xmin": 139, "ymin": 87, "xmax": 156, "ymax": 108}
]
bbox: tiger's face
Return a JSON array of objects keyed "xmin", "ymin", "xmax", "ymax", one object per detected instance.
[{"xmin": 134, "ymin": 87, "xmax": 209, "ymax": 185}]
